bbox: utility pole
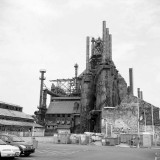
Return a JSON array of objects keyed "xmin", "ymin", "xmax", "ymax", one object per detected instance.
[{"xmin": 137, "ymin": 98, "xmax": 140, "ymax": 148}]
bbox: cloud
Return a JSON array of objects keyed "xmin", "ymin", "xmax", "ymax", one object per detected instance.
[
  {"xmin": 130, "ymin": 1, "xmax": 160, "ymax": 37},
  {"xmin": 0, "ymin": 0, "xmax": 64, "ymax": 20},
  {"xmin": 66, "ymin": 0, "xmax": 104, "ymax": 10},
  {"xmin": 113, "ymin": 40, "xmax": 146, "ymax": 62},
  {"xmin": 114, "ymin": 43, "xmax": 135, "ymax": 61}
]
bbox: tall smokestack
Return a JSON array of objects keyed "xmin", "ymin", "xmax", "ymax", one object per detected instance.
[
  {"xmin": 86, "ymin": 36, "xmax": 90, "ymax": 74},
  {"xmin": 140, "ymin": 91, "xmax": 143, "ymax": 100},
  {"xmin": 39, "ymin": 69, "xmax": 46, "ymax": 108},
  {"xmin": 74, "ymin": 63, "xmax": 78, "ymax": 93},
  {"xmin": 137, "ymin": 88, "xmax": 140, "ymax": 98},
  {"xmin": 129, "ymin": 68, "xmax": 134, "ymax": 95},
  {"xmin": 102, "ymin": 21, "xmax": 106, "ymax": 63},
  {"xmin": 106, "ymin": 28, "xmax": 110, "ymax": 60},
  {"xmin": 91, "ymin": 37, "xmax": 95, "ymax": 56},
  {"xmin": 109, "ymin": 34, "xmax": 112, "ymax": 60}
]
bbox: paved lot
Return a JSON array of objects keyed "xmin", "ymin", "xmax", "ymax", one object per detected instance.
[{"xmin": 11, "ymin": 143, "xmax": 158, "ymax": 160}]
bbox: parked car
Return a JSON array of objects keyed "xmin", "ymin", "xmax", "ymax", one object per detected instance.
[
  {"xmin": 0, "ymin": 134, "xmax": 35, "ymax": 157},
  {"xmin": 0, "ymin": 138, "xmax": 20, "ymax": 159}
]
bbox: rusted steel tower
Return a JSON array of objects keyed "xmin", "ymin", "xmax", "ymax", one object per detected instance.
[{"xmin": 80, "ymin": 21, "xmax": 127, "ymax": 133}]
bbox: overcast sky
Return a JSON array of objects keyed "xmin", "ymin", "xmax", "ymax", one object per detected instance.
[{"xmin": 0, "ymin": 0, "xmax": 160, "ymax": 115}]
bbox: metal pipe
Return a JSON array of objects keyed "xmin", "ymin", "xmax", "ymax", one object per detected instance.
[
  {"xmin": 129, "ymin": 68, "xmax": 134, "ymax": 95},
  {"xmin": 86, "ymin": 36, "xmax": 90, "ymax": 73}
]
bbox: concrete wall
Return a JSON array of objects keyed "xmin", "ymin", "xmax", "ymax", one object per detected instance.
[
  {"xmin": 102, "ymin": 95, "xmax": 160, "ymax": 139},
  {"xmin": 102, "ymin": 102, "xmax": 138, "ymax": 137}
]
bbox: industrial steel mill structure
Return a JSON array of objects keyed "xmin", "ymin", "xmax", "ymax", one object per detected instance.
[{"xmin": 35, "ymin": 21, "xmax": 159, "ymax": 137}]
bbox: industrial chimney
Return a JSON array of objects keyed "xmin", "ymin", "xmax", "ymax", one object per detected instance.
[
  {"xmin": 129, "ymin": 68, "xmax": 134, "ymax": 95},
  {"xmin": 109, "ymin": 34, "xmax": 112, "ymax": 60},
  {"xmin": 86, "ymin": 36, "xmax": 90, "ymax": 74},
  {"xmin": 74, "ymin": 63, "xmax": 78, "ymax": 93},
  {"xmin": 39, "ymin": 69, "xmax": 46, "ymax": 109},
  {"xmin": 140, "ymin": 91, "xmax": 143, "ymax": 100},
  {"xmin": 102, "ymin": 21, "xmax": 106, "ymax": 63},
  {"xmin": 137, "ymin": 88, "xmax": 140, "ymax": 98}
]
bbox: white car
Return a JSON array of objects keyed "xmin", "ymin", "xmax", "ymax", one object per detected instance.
[{"xmin": 0, "ymin": 139, "xmax": 21, "ymax": 158}]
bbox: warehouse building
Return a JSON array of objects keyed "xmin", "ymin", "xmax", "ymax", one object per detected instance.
[{"xmin": 0, "ymin": 101, "xmax": 44, "ymax": 136}]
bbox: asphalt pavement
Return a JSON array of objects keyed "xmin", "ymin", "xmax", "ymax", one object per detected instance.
[{"xmin": 13, "ymin": 142, "xmax": 158, "ymax": 160}]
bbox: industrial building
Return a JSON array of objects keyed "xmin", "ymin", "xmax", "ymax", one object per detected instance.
[
  {"xmin": 35, "ymin": 21, "xmax": 160, "ymax": 139},
  {"xmin": 0, "ymin": 101, "xmax": 43, "ymax": 136}
]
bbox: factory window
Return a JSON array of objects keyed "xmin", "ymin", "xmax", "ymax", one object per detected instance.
[
  {"xmin": 62, "ymin": 114, "xmax": 65, "ymax": 117},
  {"xmin": 57, "ymin": 115, "xmax": 60, "ymax": 117},
  {"xmin": 68, "ymin": 114, "xmax": 70, "ymax": 117}
]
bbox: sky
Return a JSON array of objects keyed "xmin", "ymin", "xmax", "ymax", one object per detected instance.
[{"xmin": 0, "ymin": 0, "xmax": 160, "ymax": 115}]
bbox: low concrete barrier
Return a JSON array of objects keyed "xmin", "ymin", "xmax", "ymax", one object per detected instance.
[
  {"xmin": 21, "ymin": 133, "xmax": 103, "ymax": 145},
  {"xmin": 22, "ymin": 136, "xmax": 54, "ymax": 143}
]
